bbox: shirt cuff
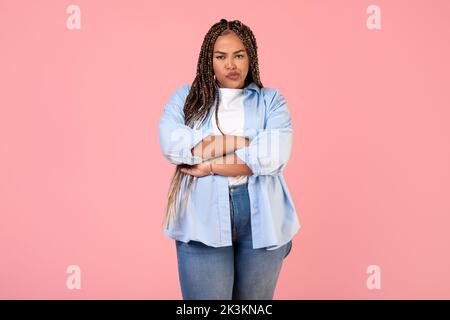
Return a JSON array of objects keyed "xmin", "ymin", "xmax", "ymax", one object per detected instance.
[
  {"xmin": 188, "ymin": 127, "xmax": 214, "ymax": 165},
  {"xmin": 235, "ymin": 146, "xmax": 259, "ymax": 175}
]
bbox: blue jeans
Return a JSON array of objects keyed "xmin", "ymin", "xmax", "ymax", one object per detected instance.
[{"xmin": 175, "ymin": 182, "xmax": 293, "ymax": 300}]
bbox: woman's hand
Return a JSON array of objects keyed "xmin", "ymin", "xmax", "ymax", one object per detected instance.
[{"xmin": 180, "ymin": 160, "xmax": 213, "ymax": 178}]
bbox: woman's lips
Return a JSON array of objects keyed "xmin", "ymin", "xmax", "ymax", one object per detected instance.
[{"xmin": 226, "ymin": 74, "xmax": 240, "ymax": 80}]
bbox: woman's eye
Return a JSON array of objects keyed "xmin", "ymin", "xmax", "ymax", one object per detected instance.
[{"xmin": 216, "ymin": 55, "xmax": 245, "ymax": 60}]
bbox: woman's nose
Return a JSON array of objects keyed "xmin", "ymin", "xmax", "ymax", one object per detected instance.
[{"xmin": 226, "ymin": 58, "xmax": 236, "ymax": 69}]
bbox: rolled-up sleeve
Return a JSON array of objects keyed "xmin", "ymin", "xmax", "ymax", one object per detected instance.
[
  {"xmin": 234, "ymin": 90, "xmax": 293, "ymax": 176},
  {"xmin": 158, "ymin": 84, "xmax": 213, "ymax": 165}
]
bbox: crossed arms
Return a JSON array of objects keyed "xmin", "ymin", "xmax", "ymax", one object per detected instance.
[
  {"xmin": 190, "ymin": 135, "xmax": 253, "ymax": 176},
  {"xmin": 158, "ymin": 84, "xmax": 293, "ymax": 177}
]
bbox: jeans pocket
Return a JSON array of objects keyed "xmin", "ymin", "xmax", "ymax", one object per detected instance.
[{"xmin": 284, "ymin": 240, "xmax": 293, "ymax": 258}]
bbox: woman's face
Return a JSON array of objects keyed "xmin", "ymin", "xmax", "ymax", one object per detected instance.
[{"xmin": 212, "ymin": 31, "xmax": 249, "ymax": 89}]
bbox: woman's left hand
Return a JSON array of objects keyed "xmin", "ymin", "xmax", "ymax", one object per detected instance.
[{"xmin": 180, "ymin": 160, "xmax": 212, "ymax": 178}]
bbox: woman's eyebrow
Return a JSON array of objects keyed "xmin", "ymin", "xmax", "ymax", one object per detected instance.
[{"xmin": 213, "ymin": 49, "xmax": 246, "ymax": 54}]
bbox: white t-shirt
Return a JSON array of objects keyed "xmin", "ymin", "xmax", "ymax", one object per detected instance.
[{"xmin": 211, "ymin": 88, "xmax": 249, "ymax": 186}]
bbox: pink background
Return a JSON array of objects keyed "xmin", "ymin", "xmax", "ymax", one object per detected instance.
[{"xmin": 1, "ymin": 0, "xmax": 449, "ymax": 299}]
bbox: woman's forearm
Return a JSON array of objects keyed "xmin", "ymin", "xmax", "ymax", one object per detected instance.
[
  {"xmin": 209, "ymin": 152, "xmax": 252, "ymax": 176},
  {"xmin": 191, "ymin": 135, "xmax": 249, "ymax": 160}
]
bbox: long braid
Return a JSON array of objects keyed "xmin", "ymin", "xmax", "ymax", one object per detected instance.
[{"xmin": 163, "ymin": 19, "xmax": 264, "ymax": 228}]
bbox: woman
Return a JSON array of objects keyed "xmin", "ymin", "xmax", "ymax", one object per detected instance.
[{"xmin": 158, "ymin": 19, "xmax": 301, "ymax": 300}]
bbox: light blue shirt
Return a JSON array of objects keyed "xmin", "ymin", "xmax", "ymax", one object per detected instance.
[{"xmin": 158, "ymin": 81, "xmax": 301, "ymax": 250}]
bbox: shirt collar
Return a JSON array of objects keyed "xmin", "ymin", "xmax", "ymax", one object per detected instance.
[{"xmin": 244, "ymin": 81, "xmax": 261, "ymax": 94}]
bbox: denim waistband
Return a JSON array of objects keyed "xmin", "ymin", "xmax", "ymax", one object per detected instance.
[{"xmin": 229, "ymin": 182, "xmax": 249, "ymax": 195}]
